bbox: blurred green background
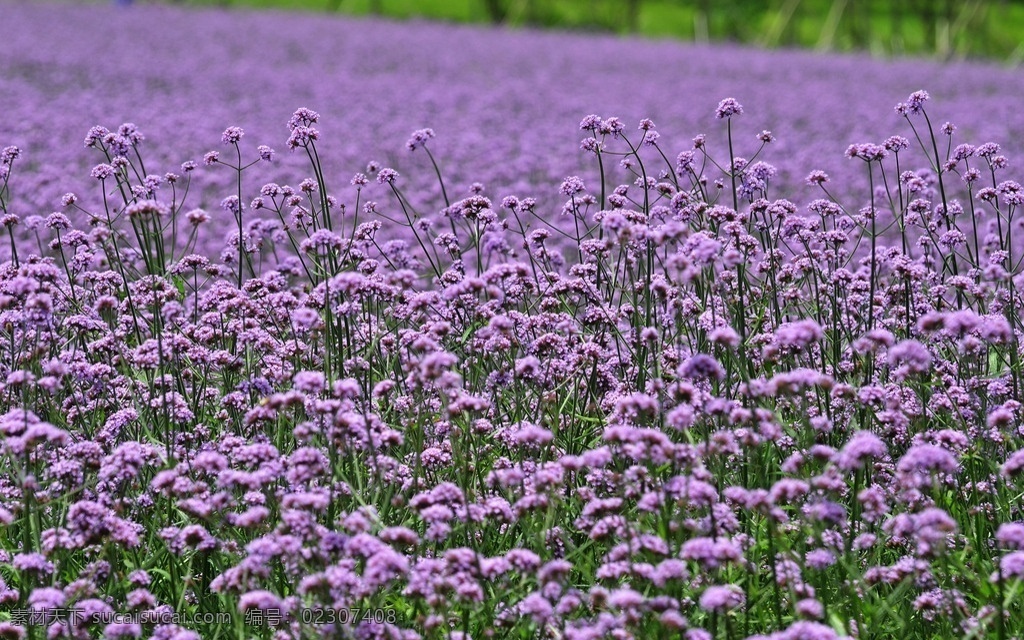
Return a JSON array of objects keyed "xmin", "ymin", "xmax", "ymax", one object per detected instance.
[{"xmin": 179, "ymin": 0, "xmax": 1023, "ymax": 61}]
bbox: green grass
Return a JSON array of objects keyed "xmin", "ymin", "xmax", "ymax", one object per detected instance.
[{"xmin": 179, "ymin": 0, "xmax": 1024, "ymax": 61}]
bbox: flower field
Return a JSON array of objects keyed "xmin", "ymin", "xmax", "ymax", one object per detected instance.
[{"xmin": 2, "ymin": 3, "xmax": 1024, "ymax": 640}]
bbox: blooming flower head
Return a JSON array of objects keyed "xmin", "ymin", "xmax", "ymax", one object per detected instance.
[
  {"xmin": 221, "ymin": 126, "xmax": 244, "ymax": 145},
  {"xmin": 898, "ymin": 444, "xmax": 958, "ymax": 477},
  {"xmin": 887, "ymin": 340, "xmax": 931, "ymax": 374},
  {"xmin": 906, "ymin": 90, "xmax": 930, "ymax": 114},
  {"xmin": 1003, "ymin": 449, "xmax": 1024, "ymax": 479},
  {"xmin": 406, "ymin": 128, "xmax": 436, "ymax": 151},
  {"xmin": 287, "ymin": 107, "xmax": 320, "ymax": 130},
  {"xmin": 805, "ymin": 170, "xmax": 829, "ymax": 185},
  {"xmin": 775, "ymin": 319, "xmax": 824, "ymax": 351},
  {"xmin": 680, "ymin": 354, "xmax": 725, "ymax": 381},
  {"xmin": 845, "ymin": 143, "xmax": 888, "ymax": 162},
  {"xmin": 836, "ymin": 431, "xmax": 887, "ymax": 472},
  {"xmin": 376, "ymin": 168, "xmax": 399, "ymax": 185},
  {"xmin": 125, "ymin": 200, "xmax": 170, "ymax": 220},
  {"xmin": 0, "ymin": 146, "xmax": 20, "ymax": 165},
  {"xmin": 699, "ymin": 584, "xmax": 745, "ymax": 613},
  {"xmin": 715, "ymin": 98, "xmax": 743, "ymax": 119}
]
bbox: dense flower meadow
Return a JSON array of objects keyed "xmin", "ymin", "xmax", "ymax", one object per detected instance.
[
  {"xmin": 4, "ymin": 5, "xmax": 1024, "ymax": 640},
  {"xmin": 4, "ymin": 78, "xmax": 1024, "ymax": 639}
]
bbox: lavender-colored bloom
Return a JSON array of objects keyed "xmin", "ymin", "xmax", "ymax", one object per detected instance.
[
  {"xmin": 804, "ymin": 549, "xmax": 835, "ymax": 569},
  {"xmin": 518, "ymin": 592, "xmax": 553, "ymax": 623},
  {"xmin": 805, "ymin": 170, "xmax": 829, "ymax": 185},
  {"xmin": 775, "ymin": 319, "xmax": 824, "ymax": 350},
  {"xmin": 221, "ymin": 126, "xmax": 244, "ymax": 145},
  {"xmin": 559, "ymin": 176, "xmax": 585, "ymax": 197},
  {"xmin": 715, "ymin": 98, "xmax": 743, "ymax": 119},
  {"xmin": 607, "ymin": 587, "xmax": 645, "ymax": 610},
  {"xmin": 709, "ymin": 325, "xmax": 741, "ymax": 348},
  {"xmin": 28, "ymin": 587, "xmax": 65, "ymax": 610},
  {"xmin": 845, "ymin": 143, "xmax": 888, "ymax": 162},
  {"xmin": 288, "ymin": 107, "xmax": 320, "ymax": 129},
  {"xmin": 898, "ymin": 444, "xmax": 958, "ymax": 476},
  {"xmin": 12, "ymin": 553, "xmax": 53, "ymax": 576},
  {"xmin": 90, "ymin": 163, "xmax": 115, "ymax": 180},
  {"xmin": 680, "ymin": 354, "xmax": 725, "ymax": 381},
  {"xmin": 905, "ymin": 90, "xmax": 930, "ymax": 114},
  {"xmin": 835, "ymin": 431, "xmax": 887, "ymax": 472},
  {"xmin": 1000, "ymin": 551, "xmax": 1024, "ymax": 579},
  {"xmin": 406, "ymin": 128, "xmax": 435, "ymax": 151},
  {"xmin": 698, "ymin": 584, "xmax": 744, "ymax": 612},
  {"xmin": 364, "ymin": 547, "xmax": 410, "ymax": 588},
  {"xmin": 795, "ymin": 598, "xmax": 824, "ymax": 619},
  {"xmin": 887, "ymin": 340, "xmax": 931, "ymax": 373},
  {"xmin": 996, "ymin": 523, "xmax": 1024, "ymax": 550},
  {"xmin": 884, "ymin": 135, "xmax": 910, "ymax": 152},
  {"xmin": 511, "ymin": 423, "xmax": 554, "ymax": 447},
  {"xmin": 538, "ymin": 559, "xmax": 573, "ymax": 584},
  {"xmin": 1003, "ymin": 448, "xmax": 1024, "ymax": 478},
  {"xmin": 681, "ymin": 537, "xmax": 742, "ymax": 569},
  {"xmin": 238, "ymin": 590, "xmax": 282, "ymax": 613},
  {"xmin": 292, "ymin": 370, "xmax": 326, "ymax": 394},
  {"xmin": 776, "ymin": 621, "xmax": 845, "ymax": 640}
]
